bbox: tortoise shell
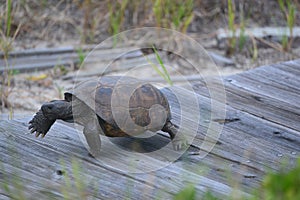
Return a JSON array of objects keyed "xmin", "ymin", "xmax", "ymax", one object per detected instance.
[{"xmin": 65, "ymin": 76, "xmax": 171, "ymax": 137}]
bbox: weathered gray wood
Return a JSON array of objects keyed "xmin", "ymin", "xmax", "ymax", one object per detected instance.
[
  {"xmin": 0, "ymin": 45, "xmax": 234, "ymax": 74},
  {"xmin": 0, "ymin": 47, "xmax": 136, "ymax": 73},
  {"xmin": 165, "ymin": 86, "xmax": 299, "ymax": 176},
  {"xmin": 245, "ymin": 65, "xmax": 300, "ymax": 94},
  {"xmin": 0, "ymin": 119, "xmax": 246, "ymax": 200},
  {"xmin": 191, "ymin": 60, "xmax": 300, "ymax": 133},
  {"xmin": 1, "ymin": 59, "xmax": 300, "ymax": 199},
  {"xmin": 217, "ymin": 27, "xmax": 300, "ymax": 41},
  {"xmin": 216, "ymin": 27, "xmax": 300, "ymax": 51},
  {"xmin": 222, "ymin": 62, "xmax": 300, "ymax": 132}
]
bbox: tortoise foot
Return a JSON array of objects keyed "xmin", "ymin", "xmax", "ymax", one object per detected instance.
[
  {"xmin": 172, "ymin": 134, "xmax": 188, "ymax": 151},
  {"xmin": 162, "ymin": 121, "xmax": 188, "ymax": 151},
  {"xmin": 28, "ymin": 110, "xmax": 55, "ymax": 138}
]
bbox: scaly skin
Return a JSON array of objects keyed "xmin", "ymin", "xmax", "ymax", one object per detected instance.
[{"xmin": 28, "ymin": 110, "xmax": 56, "ymax": 137}]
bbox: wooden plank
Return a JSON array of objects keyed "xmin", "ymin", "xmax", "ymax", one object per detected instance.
[
  {"xmin": 216, "ymin": 27, "xmax": 300, "ymax": 50},
  {"xmin": 164, "ymin": 88, "xmax": 299, "ymax": 173},
  {"xmin": 0, "ymin": 45, "xmax": 235, "ymax": 75},
  {"xmin": 227, "ymin": 70, "xmax": 300, "ymax": 110},
  {"xmin": 276, "ymin": 60, "xmax": 300, "ymax": 75},
  {"xmin": 0, "ymin": 47, "xmax": 136, "ymax": 73},
  {"xmin": 0, "ymin": 120, "xmax": 171, "ymax": 200},
  {"xmin": 217, "ymin": 27, "xmax": 300, "ymax": 40},
  {"xmin": 190, "ymin": 62, "xmax": 300, "ymax": 133},
  {"xmin": 225, "ymin": 85, "xmax": 299, "ymax": 132},
  {"xmin": 0, "ymin": 118, "xmax": 247, "ymax": 199},
  {"xmin": 280, "ymin": 59, "xmax": 300, "ymax": 74},
  {"xmin": 247, "ymin": 65, "xmax": 300, "ymax": 94},
  {"xmin": 1, "ymin": 59, "xmax": 300, "ymax": 199},
  {"xmin": 1, "ymin": 84, "xmax": 298, "ymax": 198}
]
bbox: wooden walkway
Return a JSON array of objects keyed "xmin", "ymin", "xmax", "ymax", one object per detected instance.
[{"xmin": 0, "ymin": 60, "xmax": 300, "ymax": 199}]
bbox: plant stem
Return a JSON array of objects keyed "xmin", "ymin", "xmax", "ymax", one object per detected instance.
[{"xmin": 6, "ymin": 0, "xmax": 12, "ymax": 37}]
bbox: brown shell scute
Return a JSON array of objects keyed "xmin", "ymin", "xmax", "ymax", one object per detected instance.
[
  {"xmin": 68, "ymin": 76, "xmax": 171, "ymax": 136},
  {"xmin": 128, "ymin": 84, "xmax": 170, "ymax": 127},
  {"xmin": 130, "ymin": 84, "xmax": 164, "ymax": 108}
]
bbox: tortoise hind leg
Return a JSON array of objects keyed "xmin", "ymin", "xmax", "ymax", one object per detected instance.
[{"xmin": 162, "ymin": 121, "xmax": 187, "ymax": 150}]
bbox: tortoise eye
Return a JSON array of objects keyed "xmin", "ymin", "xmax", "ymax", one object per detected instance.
[{"xmin": 64, "ymin": 93, "xmax": 72, "ymax": 101}]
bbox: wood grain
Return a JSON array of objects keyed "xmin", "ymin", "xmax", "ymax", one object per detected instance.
[{"xmin": 1, "ymin": 60, "xmax": 300, "ymax": 199}]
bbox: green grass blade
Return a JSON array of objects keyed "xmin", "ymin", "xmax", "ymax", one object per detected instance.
[
  {"xmin": 76, "ymin": 48, "xmax": 86, "ymax": 66},
  {"xmin": 144, "ymin": 54, "xmax": 167, "ymax": 81},
  {"xmin": 182, "ymin": 14, "xmax": 194, "ymax": 33},
  {"xmin": 71, "ymin": 158, "xmax": 86, "ymax": 198},
  {"xmin": 6, "ymin": 0, "xmax": 12, "ymax": 37},
  {"xmin": 173, "ymin": 184, "xmax": 196, "ymax": 200},
  {"xmin": 287, "ymin": 3, "xmax": 295, "ymax": 32},
  {"xmin": 278, "ymin": 0, "xmax": 285, "ymax": 13},
  {"xmin": 60, "ymin": 159, "xmax": 72, "ymax": 200},
  {"xmin": 152, "ymin": 45, "xmax": 173, "ymax": 85}
]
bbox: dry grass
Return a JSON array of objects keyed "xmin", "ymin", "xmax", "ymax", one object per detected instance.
[
  {"xmin": 0, "ymin": 0, "xmax": 299, "ymax": 111},
  {"xmin": 0, "ymin": 1, "xmax": 298, "ymax": 47}
]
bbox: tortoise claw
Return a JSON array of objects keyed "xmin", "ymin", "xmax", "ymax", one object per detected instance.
[
  {"xmin": 28, "ymin": 124, "xmax": 33, "ymax": 130},
  {"xmin": 28, "ymin": 109, "xmax": 55, "ymax": 138},
  {"xmin": 35, "ymin": 132, "xmax": 41, "ymax": 138},
  {"xmin": 30, "ymin": 127, "xmax": 37, "ymax": 134},
  {"xmin": 173, "ymin": 143, "xmax": 181, "ymax": 151},
  {"xmin": 172, "ymin": 136, "xmax": 188, "ymax": 151}
]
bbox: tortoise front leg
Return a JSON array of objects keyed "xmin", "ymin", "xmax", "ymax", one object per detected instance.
[
  {"xmin": 82, "ymin": 116, "xmax": 102, "ymax": 158},
  {"xmin": 162, "ymin": 121, "xmax": 187, "ymax": 150},
  {"xmin": 29, "ymin": 110, "xmax": 56, "ymax": 138}
]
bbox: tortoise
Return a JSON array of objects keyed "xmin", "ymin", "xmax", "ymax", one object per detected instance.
[{"xmin": 29, "ymin": 76, "xmax": 186, "ymax": 157}]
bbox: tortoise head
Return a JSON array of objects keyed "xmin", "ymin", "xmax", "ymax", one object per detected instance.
[{"xmin": 41, "ymin": 100, "xmax": 73, "ymax": 122}]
